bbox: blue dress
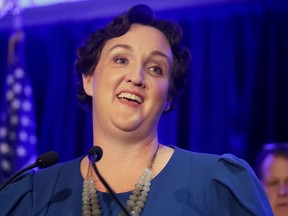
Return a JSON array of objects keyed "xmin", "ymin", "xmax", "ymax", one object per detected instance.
[{"xmin": 0, "ymin": 146, "xmax": 273, "ymax": 216}]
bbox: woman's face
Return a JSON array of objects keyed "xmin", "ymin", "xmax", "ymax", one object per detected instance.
[
  {"xmin": 83, "ymin": 24, "xmax": 173, "ymax": 137},
  {"xmin": 261, "ymin": 154, "xmax": 288, "ymax": 216}
]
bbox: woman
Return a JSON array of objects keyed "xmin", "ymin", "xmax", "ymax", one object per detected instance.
[{"xmin": 0, "ymin": 4, "xmax": 272, "ymax": 216}]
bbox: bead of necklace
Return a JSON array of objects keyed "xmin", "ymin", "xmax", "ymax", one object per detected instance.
[{"xmin": 82, "ymin": 145, "xmax": 159, "ymax": 216}]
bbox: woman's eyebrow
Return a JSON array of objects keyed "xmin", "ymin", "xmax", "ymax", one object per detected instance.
[
  {"xmin": 150, "ymin": 50, "xmax": 172, "ymax": 66},
  {"xmin": 108, "ymin": 44, "xmax": 133, "ymax": 52}
]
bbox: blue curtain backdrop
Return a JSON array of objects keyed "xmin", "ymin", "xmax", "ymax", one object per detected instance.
[{"xmin": 0, "ymin": 1, "xmax": 287, "ymax": 166}]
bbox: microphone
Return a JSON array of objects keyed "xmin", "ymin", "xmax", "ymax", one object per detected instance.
[
  {"xmin": 88, "ymin": 146, "xmax": 103, "ymax": 163},
  {"xmin": 88, "ymin": 146, "xmax": 131, "ymax": 216},
  {"xmin": 0, "ymin": 151, "xmax": 58, "ymax": 190}
]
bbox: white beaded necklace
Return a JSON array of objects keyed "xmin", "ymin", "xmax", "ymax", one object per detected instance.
[{"xmin": 82, "ymin": 145, "xmax": 159, "ymax": 216}]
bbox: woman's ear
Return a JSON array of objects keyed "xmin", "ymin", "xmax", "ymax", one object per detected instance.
[{"xmin": 82, "ymin": 74, "xmax": 93, "ymax": 96}]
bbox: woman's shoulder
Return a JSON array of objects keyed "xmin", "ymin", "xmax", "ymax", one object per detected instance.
[
  {"xmin": 173, "ymin": 146, "xmax": 251, "ymax": 169},
  {"xmin": 172, "ymin": 146, "xmax": 221, "ymax": 168},
  {"xmin": 0, "ymin": 157, "xmax": 83, "ymax": 215},
  {"xmin": 3, "ymin": 156, "xmax": 83, "ymax": 191},
  {"xmin": 172, "ymin": 146, "xmax": 259, "ymax": 182},
  {"xmin": 171, "ymin": 146, "xmax": 273, "ymax": 215}
]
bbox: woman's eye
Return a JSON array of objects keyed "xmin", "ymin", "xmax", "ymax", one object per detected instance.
[
  {"xmin": 114, "ymin": 57, "xmax": 128, "ymax": 65},
  {"xmin": 150, "ymin": 66, "xmax": 163, "ymax": 75},
  {"xmin": 266, "ymin": 180, "xmax": 279, "ymax": 187}
]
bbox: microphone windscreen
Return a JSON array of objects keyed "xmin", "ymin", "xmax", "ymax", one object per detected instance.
[
  {"xmin": 36, "ymin": 151, "xmax": 59, "ymax": 168},
  {"xmin": 88, "ymin": 146, "xmax": 103, "ymax": 162}
]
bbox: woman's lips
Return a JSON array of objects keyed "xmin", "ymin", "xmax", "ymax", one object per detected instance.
[
  {"xmin": 276, "ymin": 202, "xmax": 288, "ymax": 207},
  {"xmin": 117, "ymin": 91, "xmax": 144, "ymax": 104}
]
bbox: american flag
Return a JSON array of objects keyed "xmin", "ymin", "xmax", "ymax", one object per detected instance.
[{"xmin": 0, "ymin": 31, "xmax": 38, "ymax": 183}]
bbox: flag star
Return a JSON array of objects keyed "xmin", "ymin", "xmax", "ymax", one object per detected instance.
[
  {"xmin": 10, "ymin": 115, "xmax": 19, "ymax": 125},
  {"xmin": 13, "ymin": 82, "xmax": 22, "ymax": 94},
  {"xmin": 16, "ymin": 145, "xmax": 26, "ymax": 157},
  {"xmin": 1, "ymin": 159, "xmax": 11, "ymax": 171},
  {"xmin": 14, "ymin": 68, "xmax": 25, "ymax": 78},
  {"xmin": 5, "ymin": 90, "xmax": 14, "ymax": 101},
  {"xmin": 6, "ymin": 74, "xmax": 14, "ymax": 85},
  {"xmin": 0, "ymin": 142, "xmax": 10, "ymax": 154},
  {"xmin": 0, "ymin": 127, "xmax": 8, "ymax": 137},
  {"xmin": 11, "ymin": 99, "xmax": 21, "ymax": 109},
  {"xmin": 24, "ymin": 85, "xmax": 32, "ymax": 96},
  {"xmin": 22, "ymin": 100, "xmax": 32, "ymax": 111},
  {"xmin": 29, "ymin": 135, "xmax": 37, "ymax": 145},
  {"xmin": 19, "ymin": 131, "xmax": 28, "ymax": 141},
  {"xmin": 21, "ymin": 116, "xmax": 30, "ymax": 126}
]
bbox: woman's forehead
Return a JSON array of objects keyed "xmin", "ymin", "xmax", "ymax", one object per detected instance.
[
  {"xmin": 107, "ymin": 24, "xmax": 167, "ymax": 44},
  {"xmin": 103, "ymin": 24, "xmax": 172, "ymax": 56}
]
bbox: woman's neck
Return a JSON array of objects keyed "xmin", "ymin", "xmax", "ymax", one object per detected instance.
[
  {"xmin": 82, "ymin": 134, "xmax": 160, "ymax": 191},
  {"xmin": 81, "ymin": 143, "xmax": 174, "ymax": 193}
]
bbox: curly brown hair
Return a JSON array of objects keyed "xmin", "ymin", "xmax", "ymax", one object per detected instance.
[{"xmin": 75, "ymin": 4, "xmax": 191, "ymax": 112}]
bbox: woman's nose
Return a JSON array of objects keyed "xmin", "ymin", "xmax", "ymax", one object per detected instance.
[
  {"xmin": 126, "ymin": 66, "xmax": 146, "ymax": 88},
  {"xmin": 278, "ymin": 182, "xmax": 288, "ymax": 196}
]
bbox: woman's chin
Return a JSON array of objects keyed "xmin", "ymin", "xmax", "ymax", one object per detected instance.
[
  {"xmin": 113, "ymin": 119, "xmax": 143, "ymax": 132},
  {"xmin": 273, "ymin": 205, "xmax": 288, "ymax": 216}
]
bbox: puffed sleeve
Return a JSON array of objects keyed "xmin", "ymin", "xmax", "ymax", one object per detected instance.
[
  {"xmin": 0, "ymin": 172, "xmax": 33, "ymax": 216},
  {"xmin": 212, "ymin": 154, "xmax": 273, "ymax": 216}
]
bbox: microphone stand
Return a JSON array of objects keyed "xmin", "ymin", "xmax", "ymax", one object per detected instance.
[
  {"xmin": 0, "ymin": 151, "xmax": 58, "ymax": 190},
  {"xmin": 89, "ymin": 155, "xmax": 132, "ymax": 216},
  {"xmin": 0, "ymin": 163, "xmax": 37, "ymax": 190}
]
